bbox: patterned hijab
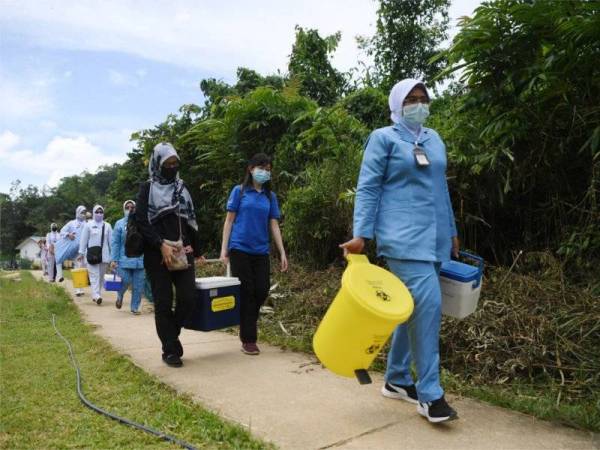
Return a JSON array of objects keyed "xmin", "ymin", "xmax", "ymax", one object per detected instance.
[{"xmin": 147, "ymin": 142, "xmax": 198, "ymax": 231}]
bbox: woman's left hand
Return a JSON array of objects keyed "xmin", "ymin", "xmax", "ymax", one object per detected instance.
[
  {"xmin": 279, "ymin": 252, "xmax": 288, "ymax": 272},
  {"xmin": 452, "ymin": 236, "xmax": 460, "ymax": 258}
]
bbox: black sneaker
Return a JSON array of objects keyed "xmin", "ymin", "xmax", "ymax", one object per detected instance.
[
  {"xmin": 115, "ymin": 297, "xmax": 123, "ymax": 309},
  {"xmin": 162, "ymin": 353, "xmax": 183, "ymax": 367},
  {"xmin": 418, "ymin": 396, "xmax": 458, "ymax": 423},
  {"xmin": 58, "ymin": 277, "xmax": 64, "ymax": 283},
  {"xmin": 381, "ymin": 382, "xmax": 418, "ymax": 404},
  {"xmin": 174, "ymin": 340, "xmax": 184, "ymax": 358}
]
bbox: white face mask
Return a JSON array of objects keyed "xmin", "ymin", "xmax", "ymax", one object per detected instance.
[
  {"xmin": 252, "ymin": 168, "xmax": 271, "ymax": 184},
  {"xmin": 402, "ymin": 102, "xmax": 430, "ymax": 125}
]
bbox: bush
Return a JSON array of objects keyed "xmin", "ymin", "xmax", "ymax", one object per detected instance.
[
  {"xmin": 340, "ymin": 87, "xmax": 389, "ymax": 130},
  {"xmin": 18, "ymin": 258, "xmax": 32, "ymax": 270}
]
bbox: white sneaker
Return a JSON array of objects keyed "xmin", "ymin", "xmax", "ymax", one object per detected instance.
[
  {"xmin": 381, "ymin": 382, "xmax": 419, "ymax": 404},
  {"xmin": 417, "ymin": 396, "xmax": 458, "ymax": 423}
]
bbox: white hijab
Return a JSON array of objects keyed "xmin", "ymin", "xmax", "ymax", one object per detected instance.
[
  {"xmin": 92, "ymin": 204, "xmax": 104, "ymax": 224},
  {"xmin": 388, "ymin": 78, "xmax": 430, "ymax": 124},
  {"xmin": 122, "ymin": 200, "xmax": 135, "ymax": 214},
  {"xmin": 75, "ymin": 205, "xmax": 86, "ymax": 222}
]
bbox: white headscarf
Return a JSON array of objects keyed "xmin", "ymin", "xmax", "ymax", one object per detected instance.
[
  {"xmin": 92, "ymin": 204, "xmax": 104, "ymax": 224},
  {"xmin": 388, "ymin": 78, "xmax": 430, "ymax": 124},
  {"xmin": 147, "ymin": 142, "xmax": 198, "ymax": 231},
  {"xmin": 122, "ymin": 200, "xmax": 135, "ymax": 214},
  {"xmin": 75, "ymin": 205, "xmax": 86, "ymax": 222}
]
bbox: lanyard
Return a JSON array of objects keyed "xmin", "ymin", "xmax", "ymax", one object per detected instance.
[{"xmin": 398, "ymin": 121, "xmax": 423, "ymax": 147}]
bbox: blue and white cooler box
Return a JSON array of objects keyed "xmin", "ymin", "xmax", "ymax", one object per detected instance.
[
  {"xmin": 103, "ymin": 274, "xmax": 123, "ymax": 292},
  {"xmin": 185, "ymin": 276, "xmax": 241, "ymax": 331},
  {"xmin": 440, "ymin": 251, "xmax": 484, "ymax": 319}
]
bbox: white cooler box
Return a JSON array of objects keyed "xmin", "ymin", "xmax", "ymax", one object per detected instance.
[{"xmin": 440, "ymin": 251, "xmax": 484, "ymax": 319}]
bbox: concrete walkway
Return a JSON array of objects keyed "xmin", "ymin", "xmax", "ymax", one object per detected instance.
[{"xmin": 35, "ymin": 272, "xmax": 597, "ymax": 450}]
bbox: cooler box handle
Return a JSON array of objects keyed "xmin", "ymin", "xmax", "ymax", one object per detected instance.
[{"xmin": 455, "ymin": 251, "xmax": 484, "ymax": 288}]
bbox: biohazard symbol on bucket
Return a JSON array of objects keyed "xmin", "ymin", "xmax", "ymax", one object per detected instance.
[
  {"xmin": 365, "ymin": 344, "xmax": 381, "ymax": 354},
  {"xmin": 376, "ymin": 290, "xmax": 390, "ymax": 302}
]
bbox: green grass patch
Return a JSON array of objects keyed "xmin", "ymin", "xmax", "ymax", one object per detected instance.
[{"xmin": 0, "ymin": 271, "xmax": 272, "ymax": 450}]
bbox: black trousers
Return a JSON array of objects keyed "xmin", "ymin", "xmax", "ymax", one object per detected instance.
[
  {"xmin": 144, "ymin": 248, "xmax": 195, "ymax": 356},
  {"xmin": 229, "ymin": 249, "xmax": 270, "ymax": 344}
]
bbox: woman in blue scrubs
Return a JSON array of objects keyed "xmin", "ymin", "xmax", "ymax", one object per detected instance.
[
  {"xmin": 220, "ymin": 153, "xmax": 288, "ymax": 356},
  {"xmin": 341, "ymin": 79, "xmax": 459, "ymax": 423}
]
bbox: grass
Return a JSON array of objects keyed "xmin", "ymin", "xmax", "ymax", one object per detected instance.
[
  {"xmin": 0, "ymin": 271, "xmax": 272, "ymax": 450},
  {"xmin": 199, "ymin": 260, "xmax": 600, "ymax": 433}
]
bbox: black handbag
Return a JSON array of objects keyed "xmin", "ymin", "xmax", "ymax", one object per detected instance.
[
  {"xmin": 125, "ymin": 212, "xmax": 144, "ymax": 257},
  {"xmin": 86, "ymin": 224, "xmax": 105, "ymax": 265}
]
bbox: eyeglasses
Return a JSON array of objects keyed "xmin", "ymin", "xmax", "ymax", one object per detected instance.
[{"xmin": 403, "ymin": 96, "xmax": 429, "ymax": 105}]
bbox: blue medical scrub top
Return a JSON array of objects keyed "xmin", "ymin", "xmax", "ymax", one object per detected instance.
[{"xmin": 227, "ymin": 185, "xmax": 281, "ymax": 255}]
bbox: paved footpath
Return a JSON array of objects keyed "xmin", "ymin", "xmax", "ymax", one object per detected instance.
[{"xmin": 34, "ymin": 272, "xmax": 598, "ymax": 450}]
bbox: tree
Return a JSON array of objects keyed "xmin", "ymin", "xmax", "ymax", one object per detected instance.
[
  {"xmin": 359, "ymin": 0, "xmax": 450, "ymax": 91},
  {"xmin": 436, "ymin": 0, "xmax": 600, "ymax": 270},
  {"xmin": 288, "ymin": 26, "xmax": 347, "ymax": 106}
]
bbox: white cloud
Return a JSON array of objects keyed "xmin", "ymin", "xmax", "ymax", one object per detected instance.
[
  {"xmin": 0, "ymin": 130, "xmax": 21, "ymax": 152},
  {"xmin": 108, "ymin": 69, "xmax": 139, "ymax": 87},
  {"xmin": 0, "ymin": 131, "xmax": 126, "ymax": 187},
  {"xmin": 0, "ymin": 72, "xmax": 54, "ymax": 120},
  {"xmin": 40, "ymin": 120, "xmax": 58, "ymax": 130},
  {"xmin": 0, "ymin": 0, "xmax": 379, "ymax": 74}
]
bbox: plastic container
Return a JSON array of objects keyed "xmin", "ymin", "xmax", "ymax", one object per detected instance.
[
  {"xmin": 313, "ymin": 254, "xmax": 414, "ymax": 384},
  {"xmin": 184, "ymin": 276, "xmax": 241, "ymax": 332},
  {"xmin": 440, "ymin": 251, "xmax": 484, "ymax": 319},
  {"xmin": 103, "ymin": 273, "xmax": 123, "ymax": 292},
  {"xmin": 71, "ymin": 268, "xmax": 90, "ymax": 288}
]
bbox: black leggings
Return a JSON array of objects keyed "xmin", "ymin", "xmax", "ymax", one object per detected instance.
[
  {"xmin": 229, "ymin": 249, "xmax": 270, "ymax": 344},
  {"xmin": 144, "ymin": 248, "xmax": 195, "ymax": 356}
]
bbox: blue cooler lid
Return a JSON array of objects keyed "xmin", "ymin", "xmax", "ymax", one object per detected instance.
[{"xmin": 440, "ymin": 260, "xmax": 479, "ymax": 283}]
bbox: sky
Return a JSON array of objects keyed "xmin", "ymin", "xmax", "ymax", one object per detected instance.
[{"xmin": 0, "ymin": 0, "xmax": 481, "ymax": 195}]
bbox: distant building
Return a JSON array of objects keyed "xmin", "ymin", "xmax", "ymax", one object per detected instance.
[{"xmin": 16, "ymin": 236, "xmax": 43, "ymax": 262}]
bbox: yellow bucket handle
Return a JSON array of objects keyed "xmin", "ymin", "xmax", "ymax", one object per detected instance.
[{"xmin": 345, "ymin": 253, "xmax": 369, "ymax": 266}]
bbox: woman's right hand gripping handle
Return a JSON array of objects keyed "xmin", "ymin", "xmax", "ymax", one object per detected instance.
[{"xmin": 339, "ymin": 237, "xmax": 365, "ymax": 256}]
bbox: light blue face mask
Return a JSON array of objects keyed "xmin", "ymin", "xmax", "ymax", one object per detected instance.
[
  {"xmin": 403, "ymin": 103, "xmax": 430, "ymax": 125},
  {"xmin": 252, "ymin": 168, "xmax": 271, "ymax": 185}
]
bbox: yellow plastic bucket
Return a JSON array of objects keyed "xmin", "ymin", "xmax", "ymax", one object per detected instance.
[
  {"xmin": 313, "ymin": 254, "xmax": 413, "ymax": 383},
  {"xmin": 71, "ymin": 268, "xmax": 90, "ymax": 288}
]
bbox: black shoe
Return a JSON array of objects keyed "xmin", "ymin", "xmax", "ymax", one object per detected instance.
[
  {"xmin": 381, "ymin": 382, "xmax": 418, "ymax": 404},
  {"xmin": 162, "ymin": 353, "xmax": 183, "ymax": 367},
  {"xmin": 75, "ymin": 292, "xmax": 84, "ymax": 297},
  {"xmin": 116, "ymin": 297, "xmax": 123, "ymax": 309},
  {"xmin": 174, "ymin": 340, "xmax": 184, "ymax": 358},
  {"xmin": 418, "ymin": 396, "xmax": 458, "ymax": 423},
  {"xmin": 58, "ymin": 277, "xmax": 64, "ymax": 282},
  {"xmin": 97, "ymin": 297, "xmax": 102, "ymax": 305}
]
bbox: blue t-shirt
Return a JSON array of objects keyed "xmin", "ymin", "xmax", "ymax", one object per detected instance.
[{"xmin": 227, "ymin": 185, "xmax": 281, "ymax": 255}]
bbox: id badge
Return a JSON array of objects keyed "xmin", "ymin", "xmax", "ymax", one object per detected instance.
[{"xmin": 413, "ymin": 146, "xmax": 430, "ymax": 167}]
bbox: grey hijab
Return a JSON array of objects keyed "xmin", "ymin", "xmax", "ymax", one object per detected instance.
[{"xmin": 147, "ymin": 142, "xmax": 198, "ymax": 231}]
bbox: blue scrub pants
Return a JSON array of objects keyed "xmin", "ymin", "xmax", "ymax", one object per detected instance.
[
  {"xmin": 117, "ymin": 268, "xmax": 145, "ymax": 312},
  {"xmin": 385, "ymin": 259, "xmax": 443, "ymax": 403}
]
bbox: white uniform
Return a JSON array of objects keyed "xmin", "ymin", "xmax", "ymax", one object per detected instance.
[
  {"xmin": 46, "ymin": 229, "xmax": 60, "ymax": 281},
  {"xmin": 79, "ymin": 219, "xmax": 113, "ymax": 301},
  {"xmin": 61, "ymin": 212, "xmax": 86, "ymax": 295}
]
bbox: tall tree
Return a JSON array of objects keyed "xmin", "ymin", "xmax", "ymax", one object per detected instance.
[
  {"xmin": 360, "ymin": 0, "xmax": 450, "ymax": 91},
  {"xmin": 288, "ymin": 26, "xmax": 347, "ymax": 106}
]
